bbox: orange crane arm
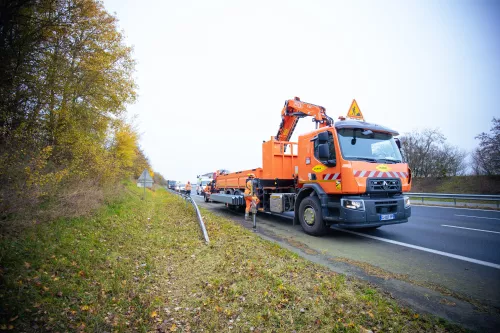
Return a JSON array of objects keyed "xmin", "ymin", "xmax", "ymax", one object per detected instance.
[{"xmin": 275, "ymin": 97, "xmax": 333, "ymax": 142}]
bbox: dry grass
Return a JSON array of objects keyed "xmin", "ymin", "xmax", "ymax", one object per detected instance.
[
  {"xmin": 0, "ymin": 185, "xmax": 466, "ymax": 332},
  {"xmin": 411, "ymin": 176, "xmax": 500, "ymax": 194},
  {"xmin": 0, "ymin": 180, "xmax": 126, "ymax": 234}
]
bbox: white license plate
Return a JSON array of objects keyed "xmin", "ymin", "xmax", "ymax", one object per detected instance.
[{"xmin": 380, "ymin": 214, "xmax": 395, "ymax": 221}]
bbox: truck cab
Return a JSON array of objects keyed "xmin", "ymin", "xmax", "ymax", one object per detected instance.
[{"xmin": 294, "ymin": 119, "xmax": 411, "ymax": 234}]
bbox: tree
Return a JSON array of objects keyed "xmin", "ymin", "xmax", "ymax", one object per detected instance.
[
  {"xmin": 400, "ymin": 129, "xmax": 467, "ymax": 177},
  {"xmin": 153, "ymin": 172, "xmax": 167, "ymax": 186},
  {"xmin": 0, "ymin": 0, "xmax": 145, "ymax": 219},
  {"xmin": 472, "ymin": 118, "xmax": 500, "ymax": 175}
]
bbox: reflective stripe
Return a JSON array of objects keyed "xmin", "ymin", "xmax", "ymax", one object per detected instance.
[
  {"xmin": 323, "ymin": 173, "xmax": 341, "ymax": 180},
  {"xmin": 354, "ymin": 170, "xmax": 408, "ymax": 178}
]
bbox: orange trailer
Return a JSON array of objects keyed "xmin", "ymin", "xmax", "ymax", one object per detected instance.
[{"xmin": 209, "ymin": 98, "xmax": 412, "ymax": 235}]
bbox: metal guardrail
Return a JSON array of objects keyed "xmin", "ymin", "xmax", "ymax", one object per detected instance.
[
  {"xmin": 407, "ymin": 193, "xmax": 500, "ymax": 208},
  {"xmin": 167, "ymin": 189, "xmax": 210, "ymax": 243}
]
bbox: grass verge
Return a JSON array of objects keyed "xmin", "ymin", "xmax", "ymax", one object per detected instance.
[{"xmin": 0, "ymin": 184, "xmax": 465, "ymax": 332}]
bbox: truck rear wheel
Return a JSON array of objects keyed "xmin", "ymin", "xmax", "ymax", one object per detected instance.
[{"xmin": 298, "ymin": 196, "xmax": 328, "ymax": 236}]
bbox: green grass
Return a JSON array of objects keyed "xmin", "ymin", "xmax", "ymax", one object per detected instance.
[{"xmin": 0, "ymin": 184, "xmax": 466, "ymax": 332}]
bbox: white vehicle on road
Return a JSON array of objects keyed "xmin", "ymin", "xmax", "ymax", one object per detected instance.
[{"xmin": 196, "ymin": 174, "xmax": 213, "ymax": 195}]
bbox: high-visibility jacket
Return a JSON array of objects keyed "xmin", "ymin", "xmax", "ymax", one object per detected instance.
[
  {"xmin": 185, "ymin": 183, "xmax": 192, "ymax": 191},
  {"xmin": 244, "ymin": 179, "xmax": 254, "ymax": 197},
  {"xmin": 204, "ymin": 185, "xmax": 210, "ymax": 193}
]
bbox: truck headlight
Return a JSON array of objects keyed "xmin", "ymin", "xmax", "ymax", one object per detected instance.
[
  {"xmin": 404, "ymin": 196, "xmax": 411, "ymax": 208},
  {"xmin": 341, "ymin": 199, "xmax": 365, "ymax": 211}
]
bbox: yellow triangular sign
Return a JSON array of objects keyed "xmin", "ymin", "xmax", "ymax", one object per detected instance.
[{"xmin": 347, "ymin": 99, "xmax": 365, "ymax": 121}]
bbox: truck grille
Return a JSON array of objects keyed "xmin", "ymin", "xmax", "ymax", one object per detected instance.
[
  {"xmin": 375, "ymin": 200, "xmax": 398, "ymax": 214},
  {"xmin": 367, "ymin": 178, "xmax": 401, "ymax": 193}
]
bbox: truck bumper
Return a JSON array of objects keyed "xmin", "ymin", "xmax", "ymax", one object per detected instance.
[{"xmin": 337, "ymin": 196, "xmax": 411, "ymax": 228}]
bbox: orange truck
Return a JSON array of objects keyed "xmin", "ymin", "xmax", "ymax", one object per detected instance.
[{"xmin": 208, "ymin": 97, "xmax": 411, "ymax": 236}]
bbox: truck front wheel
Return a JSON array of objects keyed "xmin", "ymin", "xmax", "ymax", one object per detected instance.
[{"xmin": 298, "ymin": 196, "xmax": 328, "ymax": 236}]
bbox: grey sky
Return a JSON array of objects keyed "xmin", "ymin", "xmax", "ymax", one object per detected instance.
[{"xmin": 103, "ymin": 0, "xmax": 500, "ymax": 182}]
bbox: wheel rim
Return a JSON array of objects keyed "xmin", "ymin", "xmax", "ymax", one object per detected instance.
[{"xmin": 304, "ymin": 206, "xmax": 316, "ymax": 226}]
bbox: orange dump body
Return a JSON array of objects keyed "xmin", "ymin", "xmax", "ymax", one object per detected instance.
[
  {"xmin": 216, "ymin": 168, "xmax": 263, "ymax": 191},
  {"xmin": 215, "ymin": 138, "xmax": 298, "ymax": 191}
]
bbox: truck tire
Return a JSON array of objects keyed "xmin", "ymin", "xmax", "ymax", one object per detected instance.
[{"xmin": 298, "ymin": 196, "xmax": 328, "ymax": 236}]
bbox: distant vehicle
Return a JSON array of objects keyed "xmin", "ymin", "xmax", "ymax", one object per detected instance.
[
  {"xmin": 197, "ymin": 179, "xmax": 212, "ymax": 195},
  {"xmin": 167, "ymin": 180, "xmax": 176, "ymax": 190},
  {"xmin": 196, "ymin": 173, "xmax": 213, "ymax": 195},
  {"xmin": 176, "ymin": 184, "xmax": 186, "ymax": 193}
]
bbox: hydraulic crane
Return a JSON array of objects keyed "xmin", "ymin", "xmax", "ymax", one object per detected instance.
[{"xmin": 275, "ymin": 97, "xmax": 334, "ymax": 142}]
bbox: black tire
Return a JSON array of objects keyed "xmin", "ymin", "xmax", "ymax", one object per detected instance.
[{"xmin": 298, "ymin": 196, "xmax": 328, "ymax": 236}]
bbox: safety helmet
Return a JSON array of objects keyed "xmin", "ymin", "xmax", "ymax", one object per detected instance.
[{"xmin": 247, "ymin": 173, "xmax": 255, "ymax": 178}]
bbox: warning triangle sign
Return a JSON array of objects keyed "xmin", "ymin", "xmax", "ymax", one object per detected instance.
[{"xmin": 347, "ymin": 99, "xmax": 365, "ymax": 121}]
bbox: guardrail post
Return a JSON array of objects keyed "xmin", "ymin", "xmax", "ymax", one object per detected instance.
[
  {"xmin": 454, "ymin": 198, "xmax": 456, "ymax": 206},
  {"xmin": 421, "ymin": 197, "xmax": 424, "ymax": 204},
  {"xmin": 251, "ymin": 202, "xmax": 257, "ymax": 232}
]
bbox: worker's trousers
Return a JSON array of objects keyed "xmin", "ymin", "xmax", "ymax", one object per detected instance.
[{"xmin": 245, "ymin": 196, "xmax": 260, "ymax": 214}]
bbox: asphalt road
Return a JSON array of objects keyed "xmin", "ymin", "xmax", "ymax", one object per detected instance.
[{"xmin": 189, "ymin": 193, "xmax": 500, "ymax": 332}]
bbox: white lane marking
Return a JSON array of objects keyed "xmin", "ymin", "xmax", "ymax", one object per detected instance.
[
  {"xmin": 442, "ymin": 225, "xmax": 500, "ymax": 234},
  {"xmin": 413, "ymin": 205, "xmax": 500, "ymax": 213},
  {"xmin": 330, "ymin": 227, "xmax": 500, "ymax": 270},
  {"xmin": 454, "ymin": 214, "xmax": 500, "ymax": 221}
]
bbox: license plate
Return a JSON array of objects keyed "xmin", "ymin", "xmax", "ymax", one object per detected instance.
[{"xmin": 380, "ymin": 214, "xmax": 395, "ymax": 221}]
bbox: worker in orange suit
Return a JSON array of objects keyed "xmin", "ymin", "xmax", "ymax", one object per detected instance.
[
  {"xmin": 203, "ymin": 182, "xmax": 211, "ymax": 199},
  {"xmin": 244, "ymin": 173, "xmax": 260, "ymax": 221},
  {"xmin": 185, "ymin": 181, "xmax": 192, "ymax": 196}
]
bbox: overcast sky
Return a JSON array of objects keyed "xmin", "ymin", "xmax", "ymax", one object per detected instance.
[{"xmin": 103, "ymin": 0, "xmax": 500, "ymax": 183}]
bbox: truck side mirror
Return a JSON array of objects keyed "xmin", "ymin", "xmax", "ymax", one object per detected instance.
[
  {"xmin": 318, "ymin": 131, "xmax": 329, "ymax": 143},
  {"xmin": 318, "ymin": 144, "xmax": 329, "ymax": 159}
]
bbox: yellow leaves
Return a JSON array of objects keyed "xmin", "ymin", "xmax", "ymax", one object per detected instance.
[
  {"xmin": 114, "ymin": 123, "xmax": 138, "ymax": 168},
  {"xmin": 0, "ymin": 324, "xmax": 14, "ymax": 330},
  {"xmin": 169, "ymin": 323, "xmax": 177, "ymax": 331},
  {"xmin": 215, "ymin": 305, "xmax": 222, "ymax": 313},
  {"xmin": 150, "ymin": 311, "xmax": 157, "ymax": 318},
  {"xmin": 414, "ymin": 313, "xmax": 419, "ymax": 319},
  {"xmin": 81, "ymin": 305, "xmax": 90, "ymax": 311}
]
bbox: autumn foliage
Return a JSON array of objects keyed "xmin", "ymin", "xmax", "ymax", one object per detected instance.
[{"xmin": 0, "ymin": 0, "xmax": 149, "ymax": 221}]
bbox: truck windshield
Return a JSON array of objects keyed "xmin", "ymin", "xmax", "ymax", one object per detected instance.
[{"xmin": 337, "ymin": 128, "xmax": 402, "ymax": 163}]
